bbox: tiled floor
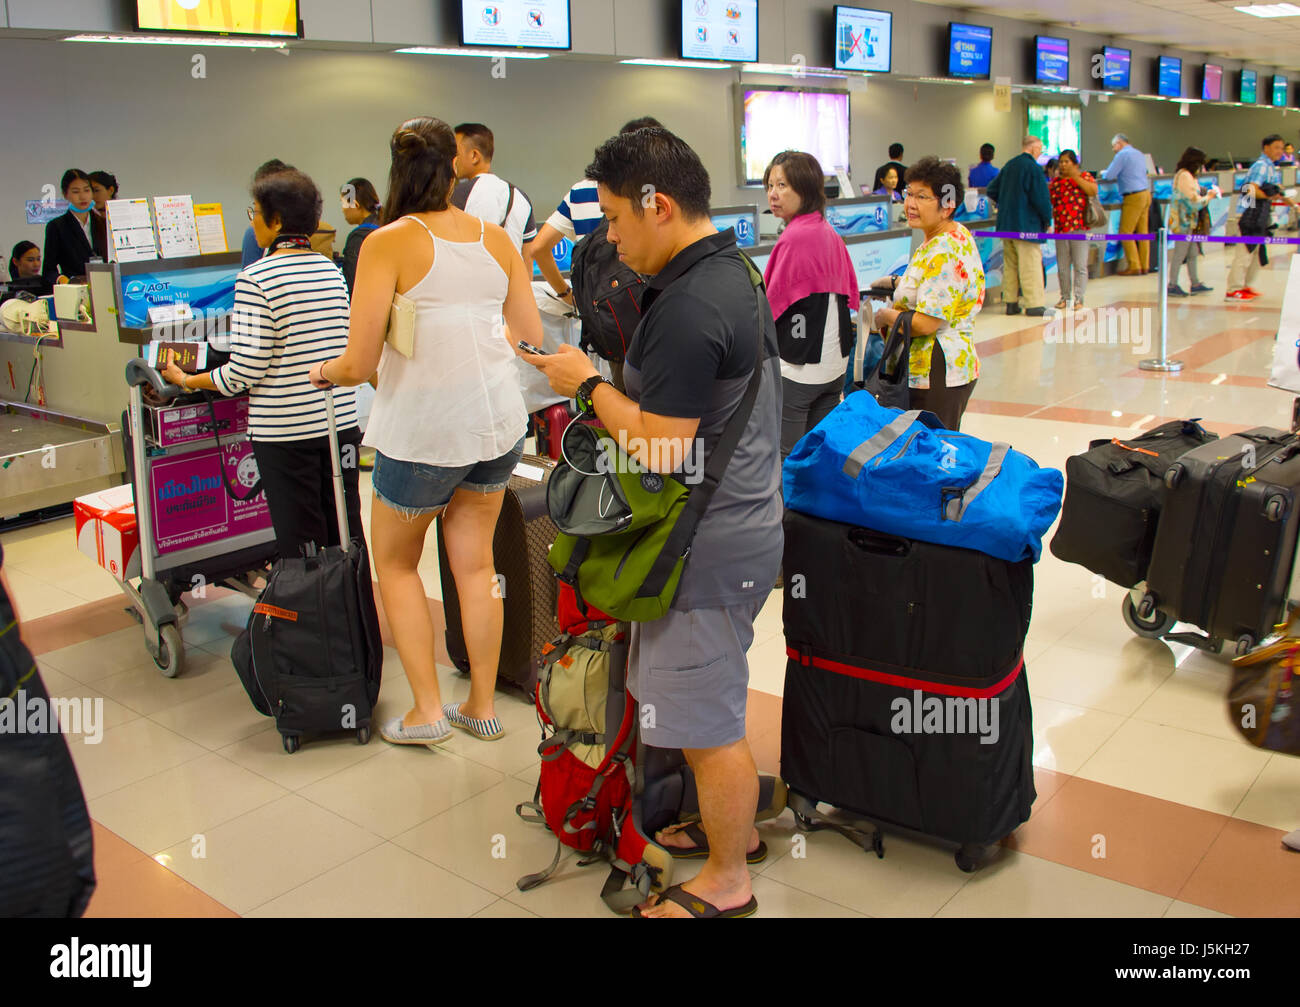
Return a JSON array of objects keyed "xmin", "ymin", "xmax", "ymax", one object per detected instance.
[{"xmin": 6, "ymin": 249, "xmax": 1300, "ymax": 917}]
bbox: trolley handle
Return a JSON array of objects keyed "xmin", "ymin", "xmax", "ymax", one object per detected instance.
[{"xmin": 125, "ymin": 359, "xmax": 185, "ymax": 402}]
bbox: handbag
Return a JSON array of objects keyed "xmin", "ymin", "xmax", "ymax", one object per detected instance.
[
  {"xmin": 1193, "ymin": 206, "xmax": 1211, "ymax": 236},
  {"xmin": 1227, "ymin": 618, "xmax": 1299, "ymax": 755},
  {"xmin": 862, "ymin": 309, "xmax": 915, "ymax": 411},
  {"xmin": 545, "ymin": 254, "xmax": 769, "ymax": 622},
  {"xmin": 1084, "ymin": 192, "xmax": 1107, "ymax": 229}
]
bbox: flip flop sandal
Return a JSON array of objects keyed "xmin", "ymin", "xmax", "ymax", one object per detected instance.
[
  {"xmin": 443, "ymin": 703, "xmax": 505, "ymax": 741},
  {"xmin": 631, "ymin": 884, "xmax": 758, "ymax": 919},
  {"xmin": 659, "ymin": 822, "xmax": 768, "ymax": 864},
  {"xmin": 379, "ymin": 716, "xmax": 452, "ymax": 748}
]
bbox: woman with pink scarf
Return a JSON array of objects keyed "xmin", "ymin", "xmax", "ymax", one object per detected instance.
[{"xmin": 762, "ymin": 151, "xmax": 859, "ymax": 459}]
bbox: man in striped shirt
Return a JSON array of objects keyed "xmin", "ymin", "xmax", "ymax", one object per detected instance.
[{"xmin": 525, "ymin": 116, "xmax": 664, "ymax": 304}]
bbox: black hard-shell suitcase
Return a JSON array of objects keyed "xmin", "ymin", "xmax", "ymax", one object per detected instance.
[
  {"xmin": 1050, "ymin": 419, "xmax": 1218, "ymax": 587},
  {"xmin": 780, "ymin": 509, "xmax": 1036, "ymax": 871},
  {"xmin": 1145, "ymin": 427, "xmax": 1300, "ymax": 652},
  {"xmin": 231, "ymin": 392, "xmax": 382, "ymax": 753},
  {"xmin": 438, "ymin": 454, "xmax": 559, "ymax": 694}
]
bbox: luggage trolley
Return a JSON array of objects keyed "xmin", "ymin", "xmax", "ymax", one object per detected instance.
[{"xmin": 121, "ymin": 360, "xmax": 278, "ymax": 677}]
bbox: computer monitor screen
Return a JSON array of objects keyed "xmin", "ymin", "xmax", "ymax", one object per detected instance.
[
  {"xmin": 680, "ymin": 0, "xmax": 758, "ymax": 63},
  {"xmin": 710, "ymin": 206, "xmax": 759, "ymax": 247},
  {"xmin": 948, "ymin": 23, "xmax": 992, "ymax": 80},
  {"xmin": 1102, "ymin": 47, "xmax": 1131, "ymax": 90},
  {"xmin": 834, "ymin": 6, "xmax": 892, "ymax": 73},
  {"xmin": 825, "ymin": 197, "xmax": 892, "ymax": 237},
  {"xmin": 738, "ymin": 87, "xmax": 851, "ymax": 186},
  {"xmin": 1202, "ymin": 64, "xmax": 1222, "ymax": 102},
  {"xmin": 1241, "ymin": 69, "xmax": 1257, "ymax": 104},
  {"xmin": 1035, "ymin": 36, "xmax": 1069, "ymax": 85},
  {"xmin": 845, "ymin": 232, "xmax": 913, "ymax": 292},
  {"xmin": 460, "ymin": 1, "xmax": 572, "ymax": 49},
  {"xmin": 1157, "ymin": 56, "xmax": 1182, "ymax": 99}
]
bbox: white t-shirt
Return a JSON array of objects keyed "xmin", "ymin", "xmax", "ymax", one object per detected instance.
[
  {"xmin": 779, "ymin": 293, "xmax": 851, "ymax": 386},
  {"xmin": 450, "ymin": 173, "xmax": 537, "ymax": 252}
]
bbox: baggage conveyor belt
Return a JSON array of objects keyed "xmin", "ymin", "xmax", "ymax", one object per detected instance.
[{"xmin": 0, "ymin": 400, "xmax": 125, "ymax": 519}]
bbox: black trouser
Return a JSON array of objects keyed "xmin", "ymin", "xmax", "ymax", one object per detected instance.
[
  {"xmin": 910, "ymin": 342, "xmax": 976, "ymax": 432},
  {"xmin": 781, "ymin": 375, "xmax": 843, "ymax": 459},
  {"xmin": 251, "ymin": 427, "xmax": 365, "ymax": 560}
]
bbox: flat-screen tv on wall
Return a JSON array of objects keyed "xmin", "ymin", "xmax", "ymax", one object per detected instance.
[
  {"xmin": 680, "ymin": 0, "xmax": 759, "ymax": 63},
  {"xmin": 1035, "ymin": 35, "xmax": 1069, "ymax": 85},
  {"xmin": 736, "ymin": 85, "xmax": 850, "ymax": 186},
  {"xmin": 1102, "ymin": 46, "xmax": 1131, "ymax": 91},
  {"xmin": 1202, "ymin": 63, "xmax": 1223, "ymax": 101},
  {"xmin": 135, "ymin": 0, "xmax": 300, "ymax": 36},
  {"xmin": 948, "ymin": 22, "xmax": 993, "ymax": 80},
  {"xmin": 834, "ymin": 6, "xmax": 893, "ymax": 73},
  {"xmin": 460, "ymin": 0, "xmax": 572, "ymax": 49},
  {"xmin": 1273, "ymin": 75, "xmax": 1289, "ymax": 107},
  {"xmin": 1241, "ymin": 69, "xmax": 1258, "ymax": 104},
  {"xmin": 1157, "ymin": 56, "xmax": 1182, "ymax": 99}
]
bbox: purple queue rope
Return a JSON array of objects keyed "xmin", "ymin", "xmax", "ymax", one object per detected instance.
[{"xmin": 973, "ymin": 229, "xmax": 1300, "ymax": 246}]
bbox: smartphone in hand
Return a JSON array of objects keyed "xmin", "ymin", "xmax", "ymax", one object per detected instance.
[{"xmin": 517, "ymin": 340, "xmax": 550, "ymax": 355}]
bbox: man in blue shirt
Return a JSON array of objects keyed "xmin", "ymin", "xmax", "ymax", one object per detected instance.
[
  {"xmin": 1100, "ymin": 134, "xmax": 1151, "ymax": 275},
  {"xmin": 969, "ymin": 144, "xmax": 998, "ymax": 188},
  {"xmin": 1227, "ymin": 134, "xmax": 1300, "ymax": 299}
]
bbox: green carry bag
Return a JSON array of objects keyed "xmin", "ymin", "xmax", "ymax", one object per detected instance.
[{"xmin": 546, "ymin": 252, "xmax": 770, "ymax": 622}]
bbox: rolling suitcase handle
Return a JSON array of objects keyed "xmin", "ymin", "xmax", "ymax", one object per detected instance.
[{"xmin": 323, "ymin": 388, "xmax": 351, "ymax": 555}]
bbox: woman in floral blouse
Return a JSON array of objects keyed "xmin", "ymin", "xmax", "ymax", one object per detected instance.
[
  {"xmin": 872, "ymin": 156, "xmax": 986, "ymax": 431},
  {"xmin": 1048, "ymin": 149, "xmax": 1097, "ymax": 310}
]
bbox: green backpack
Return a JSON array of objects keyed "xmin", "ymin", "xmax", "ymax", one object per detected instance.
[{"xmin": 546, "ymin": 252, "xmax": 770, "ymax": 622}]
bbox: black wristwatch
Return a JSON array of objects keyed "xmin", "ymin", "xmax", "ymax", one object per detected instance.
[{"xmin": 575, "ymin": 374, "xmax": 612, "ymax": 414}]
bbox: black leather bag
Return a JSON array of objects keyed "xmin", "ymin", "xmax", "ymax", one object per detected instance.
[
  {"xmin": 863, "ymin": 309, "xmax": 915, "ymax": 411},
  {"xmin": 0, "ymin": 563, "xmax": 96, "ymax": 916}
]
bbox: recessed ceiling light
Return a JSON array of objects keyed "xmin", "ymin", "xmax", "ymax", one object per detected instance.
[
  {"xmin": 65, "ymin": 33, "xmax": 287, "ymax": 47},
  {"xmin": 395, "ymin": 47, "xmax": 549, "ymax": 59},
  {"xmin": 620, "ymin": 58, "xmax": 732, "ymax": 69},
  {"xmin": 1234, "ymin": 3, "xmax": 1300, "ymax": 16}
]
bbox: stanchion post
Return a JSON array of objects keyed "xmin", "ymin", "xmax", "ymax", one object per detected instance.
[{"xmin": 1140, "ymin": 226, "xmax": 1184, "ymax": 373}]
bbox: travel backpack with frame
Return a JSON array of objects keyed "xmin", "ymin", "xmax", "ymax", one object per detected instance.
[{"xmin": 568, "ymin": 217, "xmax": 646, "ymax": 364}]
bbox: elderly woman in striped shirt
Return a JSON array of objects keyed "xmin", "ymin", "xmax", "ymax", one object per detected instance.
[{"xmin": 162, "ymin": 168, "xmax": 363, "ymax": 560}]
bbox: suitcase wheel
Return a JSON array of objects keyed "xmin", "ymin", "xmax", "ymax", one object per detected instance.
[
  {"xmin": 1264, "ymin": 495, "xmax": 1287, "ymax": 522},
  {"xmin": 1164, "ymin": 464, "xmax": 1184, "ymax": 490},
  {"xmin": 1122, "ymin": 594, "xmax": 1172, "ymax": 639},
  {"xmin": 1234, "ymin": 635, "xmax": 1255, "ymax": 657},
  {"xmin": 357, "ymin": 725, "xmax": 371, "ymax": 745},
  {"xmin": 282, "ymin": 734, "xmax": 300, "ymax": 755},
  {"xmin": 955, "ymin": 844, "xmax": 989, "ymax": 873}
]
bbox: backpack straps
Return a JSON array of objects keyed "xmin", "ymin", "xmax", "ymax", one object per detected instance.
[{"xmin": 636, "ymin": 251, "xmax": 770, "ymax": 601}]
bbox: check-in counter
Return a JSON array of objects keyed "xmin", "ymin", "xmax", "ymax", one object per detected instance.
[{"xmin": 0, "ymin": 252, "xmax": 241, "ymax": 517}]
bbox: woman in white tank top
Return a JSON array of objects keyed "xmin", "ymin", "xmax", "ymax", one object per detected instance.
[{"xmin": 312, "ymin": 116, "xmax": 545, "ymax": 748}]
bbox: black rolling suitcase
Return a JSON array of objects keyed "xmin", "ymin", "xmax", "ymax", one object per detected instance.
[
  {"xmin": 437, "ymin": 454, "xmax": 559, "ymax": 693},
  {"xmin": 781, "ymin": 508, "xmax": 1036, "ymax": 871},
  {"xmin": 1050, "ymin": 420, "xmax": 1218, "ymax": 587},
  {"xmin": 1144, "ymin": 428, "xmax": 1300, "ymax": 653},
  {"xmin": 232, "ymin": 391, "xmax": 382, "ymax": 753}
]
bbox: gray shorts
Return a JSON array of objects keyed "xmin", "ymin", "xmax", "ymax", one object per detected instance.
[{"xmin": 627, "ymin": 599, "xmax": 763, "ymax": 750}]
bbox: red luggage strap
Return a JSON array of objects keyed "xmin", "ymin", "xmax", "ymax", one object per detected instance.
[{"xmin": 786, "ymin": 644, "xmax": 1024, "ymax": 699}]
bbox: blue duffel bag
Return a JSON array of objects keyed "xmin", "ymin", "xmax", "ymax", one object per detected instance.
[{"xmin": 783, "ymin": 392, "xmax": 1064, "ymax": 563}]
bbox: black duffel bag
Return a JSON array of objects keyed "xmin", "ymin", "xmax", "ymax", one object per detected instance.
[
  {"xmin": 0, "ymin": 546, "xmax": 96, "ymax": 916},
  {"xmin": 1050, "ymin": 419, "xmax": 1218, "ymax": 587}
]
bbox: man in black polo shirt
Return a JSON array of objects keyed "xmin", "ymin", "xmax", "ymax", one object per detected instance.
[{"xmin": 525, "ymin": 127, "xmax": 782, "ymax": 918}]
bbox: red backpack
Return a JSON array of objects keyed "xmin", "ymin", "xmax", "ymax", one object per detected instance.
[{"xmin": 515, "ymin": 616, "xmax": 674, "ymax": 913}]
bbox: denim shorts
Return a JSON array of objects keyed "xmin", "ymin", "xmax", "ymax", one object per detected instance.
[{"xmin": 371, "ymin": 437, "xmax": 525, "ymax": 517}]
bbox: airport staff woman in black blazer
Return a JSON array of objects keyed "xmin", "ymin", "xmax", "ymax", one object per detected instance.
[{"xmin": 43, "ymin": 169, "xmax": 106, "ymax": 285}]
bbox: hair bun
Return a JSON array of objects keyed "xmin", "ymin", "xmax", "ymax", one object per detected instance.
[{"xmin": 394, "ymin": 129, "xmax": 430, "ymax": 156}]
